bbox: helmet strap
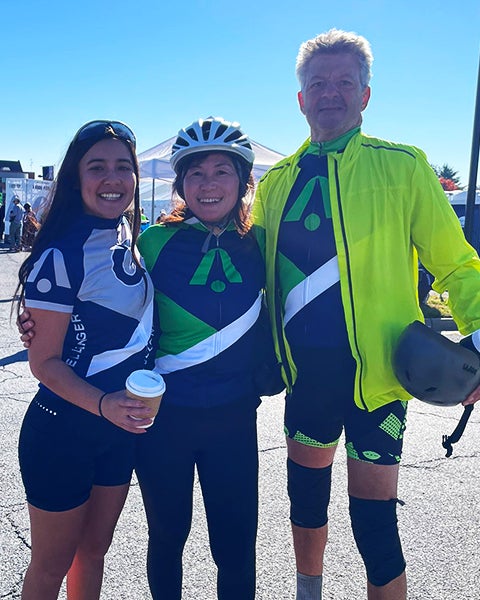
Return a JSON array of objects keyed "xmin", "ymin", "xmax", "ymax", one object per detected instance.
[{"xmin": 442, "ymin": 404, "xmax": 474, "ymax": 457}]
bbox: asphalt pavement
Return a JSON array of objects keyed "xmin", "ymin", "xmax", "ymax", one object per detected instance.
[{"xmin": 1, "ymin": 245, "xmax": 479, "ymax": 599}]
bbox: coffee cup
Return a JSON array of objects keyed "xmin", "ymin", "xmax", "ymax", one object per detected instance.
[{"xmin": 125, "ymin": 369, "xmax": 166, "ymax": 428}]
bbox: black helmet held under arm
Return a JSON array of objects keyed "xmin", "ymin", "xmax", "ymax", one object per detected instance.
[{"xmin": 393, "ymin": 320, "xmax": 480, "ymax": 406}]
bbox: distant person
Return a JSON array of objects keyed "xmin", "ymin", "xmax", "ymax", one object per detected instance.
[
  {"xmin": 155, "ymin": 209, "xmax": 167, "ymax": 224},
  {"xmin": 253, "ymin": 28, "xmax": 480, "ymax": 600},
  {"xmin": 140, "ymin": 208, "xmax": 150, "ymax": 231},
  {"xmin": 9, "ymin": 196, "xmax": 24, "ymax": 252},
  {"xmin": 15, "ymin": 120, "xmax": 155, "ymax": 600},
  {"xmin": 21, "ymin": 203, "xmax": 40, "ymax": 251}
]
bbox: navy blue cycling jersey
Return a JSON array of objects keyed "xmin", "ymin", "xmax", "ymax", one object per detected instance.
[
  {"xmin": 277, "ymin": 137, "xmax": 352, "ymax": 349},
  {"xmin": 138, "ymin": 216, "xmax": 265, "ymax": 408},
  {"xmin": 25, "ymin": 213, "xmax": 155, "ymax": 394}
]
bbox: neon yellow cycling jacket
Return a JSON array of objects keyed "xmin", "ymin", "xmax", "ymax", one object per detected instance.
[{"xmin": 253, "ymin": 130, "xmax": 480, "ymax": 411}]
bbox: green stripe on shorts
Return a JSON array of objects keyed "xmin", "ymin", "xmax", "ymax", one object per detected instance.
[{"xmin": 285, "ymin": 426, "xmax": 339, "ymax": 448}]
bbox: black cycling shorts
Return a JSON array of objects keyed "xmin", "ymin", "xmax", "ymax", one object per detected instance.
[
  {"xmin": 19, "ymin": 389, "xmax": 136, "ymax": 512},
  {"xmin": 284, "ymin": 346, "xmax": 407, "ymax": 465}
]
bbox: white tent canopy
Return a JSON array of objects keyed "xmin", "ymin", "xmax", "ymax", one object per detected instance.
[
  {"xmin": 447, "ymin": 189, "xmax": 480, "ymax": 205},
  {"xmin": 138, "ymin": 136, "xmax": 285, "ymax": 220}
]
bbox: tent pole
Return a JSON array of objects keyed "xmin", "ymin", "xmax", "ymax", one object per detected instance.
[
  {"xmin": 464, "ymin": 52, "xmax": 480, "ymax": 246},
  {"xmin": 151, "ymin": 178, "xmax": 156, "ymax": 225}
]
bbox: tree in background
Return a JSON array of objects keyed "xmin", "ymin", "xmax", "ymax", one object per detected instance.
[{"xmin": 430, "ymin": 163, "xmax": 462, "ymax": 191}]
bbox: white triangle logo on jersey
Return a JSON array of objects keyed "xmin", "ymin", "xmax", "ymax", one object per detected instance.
[{"xmin": 27, "ymin": 248, "xmax": 72, "ymax": 294}]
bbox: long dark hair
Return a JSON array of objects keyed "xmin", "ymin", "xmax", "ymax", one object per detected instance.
[
  {"xmin": 15, "ymin": 125, "xmax": 142, "ymax": 316},
  {"xmin": 167, "ymin": 151, "xmax": 255, "ymax": 236}
]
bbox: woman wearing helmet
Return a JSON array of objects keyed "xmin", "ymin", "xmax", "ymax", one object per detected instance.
[{"xmin": 134, "ymin": 117, "xmax": 278, "ymax": 599}]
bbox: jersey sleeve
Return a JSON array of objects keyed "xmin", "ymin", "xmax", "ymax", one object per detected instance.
[
  {"xmin": 24, "ymin": 247, "xmax": 77, "ymax": 313},
  {"xmin": 138, "ymin": 224, "xmax": 178, "ymax": 273}
]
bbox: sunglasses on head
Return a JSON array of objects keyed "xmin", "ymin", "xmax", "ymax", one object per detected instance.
[{"xmin": 73, "ymin": 120, "xmax": 136, "ymax": 149}]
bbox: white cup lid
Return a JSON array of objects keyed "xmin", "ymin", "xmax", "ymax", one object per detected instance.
[{"xmin": 126, "ymin": 369, "xmax": 166, "ymax": 397}]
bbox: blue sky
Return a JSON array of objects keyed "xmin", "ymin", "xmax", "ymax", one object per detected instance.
[{"xmin": 2, "ymin": 0, "xmax": 479, "ymax": 186}]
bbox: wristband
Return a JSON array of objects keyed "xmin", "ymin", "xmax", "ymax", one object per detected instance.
[{"xmin": 98, "ymin": 392, "xmax": 108, "ymax": 418}]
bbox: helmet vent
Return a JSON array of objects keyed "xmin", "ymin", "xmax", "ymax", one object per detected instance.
[
  {"xmin": 201, "ymin": 121, "xmax": 212, "ymax": 139},
  {"xmin": 213, "ymin": 123, "xmax": 228, "ymax": 139},
  {"xmin": 186, "ymin": 127, "xmax": 199, "ymax": 141},
  {"xmin": 224, "ymin": 130, "xmax": 242, "ymax": 143}
]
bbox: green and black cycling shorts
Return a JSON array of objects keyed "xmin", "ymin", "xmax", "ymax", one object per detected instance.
[{"xmin": 284, "ymin": 346, "xmax": 407, "ymax": 465}]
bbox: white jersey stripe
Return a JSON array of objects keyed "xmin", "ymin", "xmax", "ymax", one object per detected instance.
[
  {"xmin": 24, "ymin": 300, "xmax": 73, "ymax": 314},
  {"xmin": 155, "ymin": 292, "xmax": 263, "ymax": 374},
  {"xmin": 86, "ymin": 301, "xmax": 154, "ymax": 377},
  {"xmin": 283, "ymin": 255, "xmax": 340, "ymax": 326}
]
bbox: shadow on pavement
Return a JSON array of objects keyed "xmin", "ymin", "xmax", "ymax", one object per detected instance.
[{"xmin": 0, "ymin": 349, "xmax": 28, "ymax": 366}]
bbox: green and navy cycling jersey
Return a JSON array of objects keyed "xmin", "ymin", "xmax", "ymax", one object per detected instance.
[
  {"xmin": 24, "ymin": 213, "xmax": 155, "ymax": 395},
  {"xmin": 138, "ymin": 215, "xmax": 265, "ymax": 408},
  {"xmin": 278, "ymin": 129, "xmax": 357, "ymax": 349}
]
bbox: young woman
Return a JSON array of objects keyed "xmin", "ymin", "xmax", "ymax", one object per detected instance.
[
  {"xmin": 134, "ymin": 116, "xmax": 279, "ymax": 600},
  {"xmin": 15, "ymin": 120, "xmax": 156, "ymax": 600}
]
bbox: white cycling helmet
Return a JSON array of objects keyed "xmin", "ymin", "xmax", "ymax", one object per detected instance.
[{"xmin": 170, "ymin": 116, "xmax": 255, "ymax": 173}]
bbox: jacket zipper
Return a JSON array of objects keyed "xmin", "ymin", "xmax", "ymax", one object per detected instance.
[{"xmin": 333, "ymin": 160, "xmax": 368, "ymax": 410}]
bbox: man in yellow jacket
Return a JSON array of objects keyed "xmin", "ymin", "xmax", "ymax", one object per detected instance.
[{"xmin": 253, "ymin": 28, "xmax": 480, "ymax": 600}]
